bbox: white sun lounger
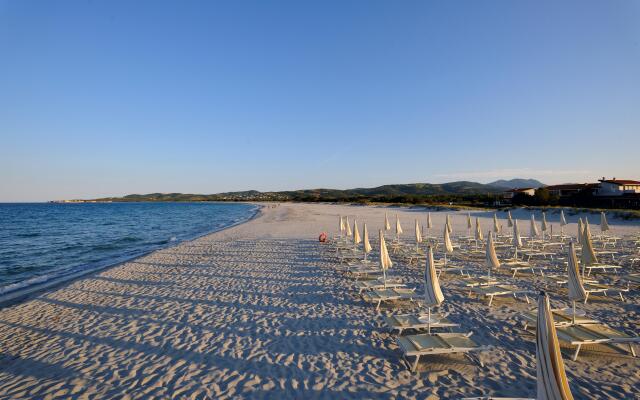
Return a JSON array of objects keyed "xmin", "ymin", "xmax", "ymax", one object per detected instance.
[
  {"xmin": 555, "ymin": 324, "xmax": 639, "ymax": 360},
  {"xmin": 469, "ymin": 285, "xmax": 532, "ymax": 307},
  {"xmin": 362, "ymin": 287, "xmax": 416, "ymax": 311},
  {"xmin": 356, "ymin": 278, "xmax": 405, "ymax": 294},
  {"xmin": 397, "ymin": 332, "xmax": 489, "ymax": 372},
  {"xmin": 383, "ymin": 313, "xmax": 459, "ymax": 334}
]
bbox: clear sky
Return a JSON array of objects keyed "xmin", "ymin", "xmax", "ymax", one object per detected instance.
[{"xmin": 1, "ymin": 1, "xmax": 639, "ymax": 201}]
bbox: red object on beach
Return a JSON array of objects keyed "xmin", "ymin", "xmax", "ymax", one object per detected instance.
[{"xmin": 319, "ymin": 232, "xmax": 327, "ymax": 242}]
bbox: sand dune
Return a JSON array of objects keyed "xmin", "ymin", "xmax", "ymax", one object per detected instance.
[{"xmin": 0, "ymin": 203, "xmax": 638, "ymax": 399}]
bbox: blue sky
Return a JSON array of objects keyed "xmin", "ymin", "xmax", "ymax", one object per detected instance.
[{"xmin": 1, "ymin": 1, "xmax": 639, "ymax": 201}]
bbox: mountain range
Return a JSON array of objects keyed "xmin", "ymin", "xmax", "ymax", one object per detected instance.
[{"xmin": 88, "ymin": 178, "xmax": 546, "ymax": 203}]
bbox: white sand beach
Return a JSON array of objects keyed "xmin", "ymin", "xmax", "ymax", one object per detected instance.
[{"xmin": 0, "ymin": 203, "xmax": 639, "ymax": 399}]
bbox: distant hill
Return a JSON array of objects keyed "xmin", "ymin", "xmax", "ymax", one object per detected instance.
[
  {"xmin": 88, "ymin": 181, "xmax": 505, "ymax": 204},
  {"xmin": 488, "ymin": 178, "xmax": 545, "ymax": 189}
]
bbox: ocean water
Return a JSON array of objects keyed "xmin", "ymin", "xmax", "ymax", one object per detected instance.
[{"xmin": 0, "ymin": 202, "xmax": 259, "ymax": 299}]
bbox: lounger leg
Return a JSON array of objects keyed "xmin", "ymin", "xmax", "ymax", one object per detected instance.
[
  {"xmin": 411, "ymin": 355, "xmax": 420, "ymax": 372},
  {"xmin": 619, "ymin": 293, "xmax": 625, "ymax": 302},
  {"xmin": 487, "ymin": 295, "xmax": 494, "ymax": 307},
  {"xmin": 573, "ymin": 344, "xmax": 581, "ymax": 361},
  {"xmin": 376, "ymin": 300, "xmax": 381, "ymax": 312},
  {"xmin": 629, "ymin": 344, "xmax": 636, "ymax": 357}
]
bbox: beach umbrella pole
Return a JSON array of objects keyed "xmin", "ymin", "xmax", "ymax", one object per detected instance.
[
  {"xmin": 427, "ymin": 306, "xmax": 432, "ymax": 334},
  {"xmin": 572, "ymin": 300, "xmax": 576, "ymax": 325}
]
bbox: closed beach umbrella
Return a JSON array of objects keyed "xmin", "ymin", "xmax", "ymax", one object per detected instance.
[
  {"xmin": 541, "ymin": 212, "xmax": 548, "ymax": 232},
  {"xmin": 580, "ymin": 223, "xmax": 598, "ymax": 270},
  {"xmin": 567, "ymin": 242, "xmax": 586, "ymax": 323},
  {"xmin": 486, "ymin": 232, "xmax": 500, "ymax": 281},
  {"xmin": 363, "ymin": 224, "xmax": 372, "ymax": 257},
  {"xmin": 530, "ymin": 214, "xmax": 540, "ymax": 238},
  {"xmin": 493, "ymin": 213, "xmax": 500, "ymax": 234},
  {"xmin": 339, "ymin": 215, "xmax": 345, "ymax": 233},
  {"xmin": 443, "ymin": 224, "xmax": 454, "ymax": 266},
  {"xmin": 353, "ymin": 219, "xmax": 361, "ymax": 244},
  {"xmin": 475, "ymin": 217, "xmax": 483, "ymax": 242},
  {"xmin": 446, "ymin": 214, "xmax": 453, "ymax": 234},
  {"xmin": 415, "ymin": 219, "xmax": 422, "ymax": 246},
  {"xmin": 379, "ymin": 230, "xmax": 393, "ymax": 287},
  {"xmin": 466, "ymin": 212, "xmax": 472, "ymax": 237},
  {"xmin": 384, "ymin": 212, "xmax": 391, "ymax": 231},
  {"xmin": 507, "ymin": 210, "xmax": 514, "ymax": 228},
  {"xmin": 536, "ymin": 292, "xmax": 575, "ymax": 400},
  {"xmin": 577, "ymin": 218, "xmax": 584, "ymax": 245},
  {"xmin": 345, "ymin": 216, "xmax": 352, "ymax": 237},
  {"xmin": 559, "ymin": 210, "xmax": 567, "ymax": 236},
  {"xmin": 395, "ymin": 214, "xmax": 403, "ymax": 240},
  {"xmin": 423, "ymin": 246, "xmax": 444, "ymax": 333},
  {"xmin": 584, "ymin": 217, "xmax": 591, "ymax": 238},
  {"xmin": 600, "ymin": 212, "xmax": 610, "ymax": 232},
  {"xmin": 513, "ymin": 219, "xmax": 523, "ymax": 258},
  {"xmin": 427, "ymin": 212, "xmax": 433, "ymax": 229},
  {"xmin": 444, "ymin": 224, "xmax": 454, "ymax": 254}
]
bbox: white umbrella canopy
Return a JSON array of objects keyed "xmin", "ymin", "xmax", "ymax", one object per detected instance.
[
  {"xmin": 423, "ymin": 246, "xmax": 445, "ymax": 333},
  {"xmin": 493, "ymin": 213, "xmax": 500, "ymax": 234},
  {"xmin": 345, "ymin": 216, "xmax": 352, "ymax": 237},
  {"xmin": 536, "ymin": 292, "xmax": 575, "ymax": 400},
  {"xmin": 485, "ymin": 232, "xmax": 500, "ymax": 280},
  {"xmin": 475, "ymin": 217, "xmax": 484, "ymax": 242},
  {"xmin": 379, "ymin": 230, "xmax": 393, "ymax": 287},
  {"xmin": 426, "ymin": 212, "xmax": 433, "ymax": 229},
  {"xmin": 395, "ymin": 214, "xmax": 403, "ymax": 236},
  {"xmin": 600, "ymin": 212, "xmax": 610, "ymax": 232},
  {"xmin": 415, "ymin": 219, "xmax": 422, "ymax": 245},
  {"xmin": 530, "ymin": 214, "xmax": 540, "ymax": 238},
  {"xmin": 467, "ymin": 213, "xmax": 472, "ymax": 229},
  {"xmin": 507, "ymin": 210, "xmax": 514, "ymax": 227},
  {"xmin": 363, "ymin": 224, "xmax": 372, "ymax": 254},
  {"xmin": 577, "ymin": 218, "xmax": 584, "ymax": 245},
  {"xmin": 444, "ymin": 224, "xmax": 454, "ymax": 254},
  {"xmin": 541, "ymin": 212, "xmax": 549, "ymax": 232},
  {"xmin": 580, "ymin": 223, "xmax": 598, "ymax": 268},
  {"xmin": 353, "ymin": 219, "xmax": 361, "ymax": 244},
  {"xmin": 446, "ymin": 214, "xmax": 453, "ymax": 234},
  {"xmin": 567, "ymin": 242, "xmax": 586, "ymax": 323},
  {"xmin": 339, "ymin": 215, "xmax": 345, "ymax": 233},
  {"xmin": 559, "ymin": 210, "xmax": 568, "ymax": 236},
  {"xmin": 584, "ymin": 218, "xmax": 592, "ymax": 238},
  {"xmin": 513, "ymin": 219, "xmax": 523, "ymax": 258},
  {"xmin": 384, "ymin": 212, "xmax": 391, "ymax": 231}
]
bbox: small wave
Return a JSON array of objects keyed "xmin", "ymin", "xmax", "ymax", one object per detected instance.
[
  {"xmin": 116, "ymin": 236, "xmax": 142, "ymax": 243},
  {"xmin": 16, "ymin": 233, "xmax": 40, "ymax": 238}
]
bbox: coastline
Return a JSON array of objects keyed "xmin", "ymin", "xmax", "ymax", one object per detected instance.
[{"xmin": 0, "ymin": 203, "xmax": 263, "ymax": 309}]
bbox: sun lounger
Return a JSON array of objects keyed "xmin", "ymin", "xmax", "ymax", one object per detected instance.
[
  {"xmin": 501, "ymin": 260, "xmax": 544, "ymax": 278},
  {"xmin": 383, "ymin": 313, "xmax": 459, "ymax": 334},
  {"xmin": 469, "ymin": 285, "xmax": 531, "ymax": 307},
  {"xmin": 397, "ymin": 332, "xmax": 489, "ymax": 372},
  {"xmin": 356, "ymin": 277, "xmax": 405, "ymax": 294},
  {"xmin": 555, "ymin": 324, "xmax": 639, "ymax": 360},
  {"xmin": 518, "ymin": 309, "xmax": 599, "ymax": 330},
  {"xmin": 519, "ymin": 315, "xmax": 639, "ymax": 360},
  {"xmin": 584, "ymin": 263, "xmax": 622, "ymax": 276},
  {"xmin": 362, "ymin": 287, "xmax": 416, "ymax": 311}
]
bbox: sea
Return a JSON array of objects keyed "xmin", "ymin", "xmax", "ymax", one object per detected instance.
[{"xmin": 0, "ymin": 202, "xmax": 259, "ymax": 302}]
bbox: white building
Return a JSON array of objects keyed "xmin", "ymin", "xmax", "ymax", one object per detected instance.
[
  {"xmin": 503, "ymin": 187, "xmax": 535, "ymax": 200},
  {"xmin": 596, "ymin": 178, "xmax": 640, "ymax": 196}
]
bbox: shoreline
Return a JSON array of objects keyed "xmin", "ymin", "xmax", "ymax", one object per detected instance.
[{"xmin": 0, "ymin": 203, "xmax": 264, "ymax": 309}]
